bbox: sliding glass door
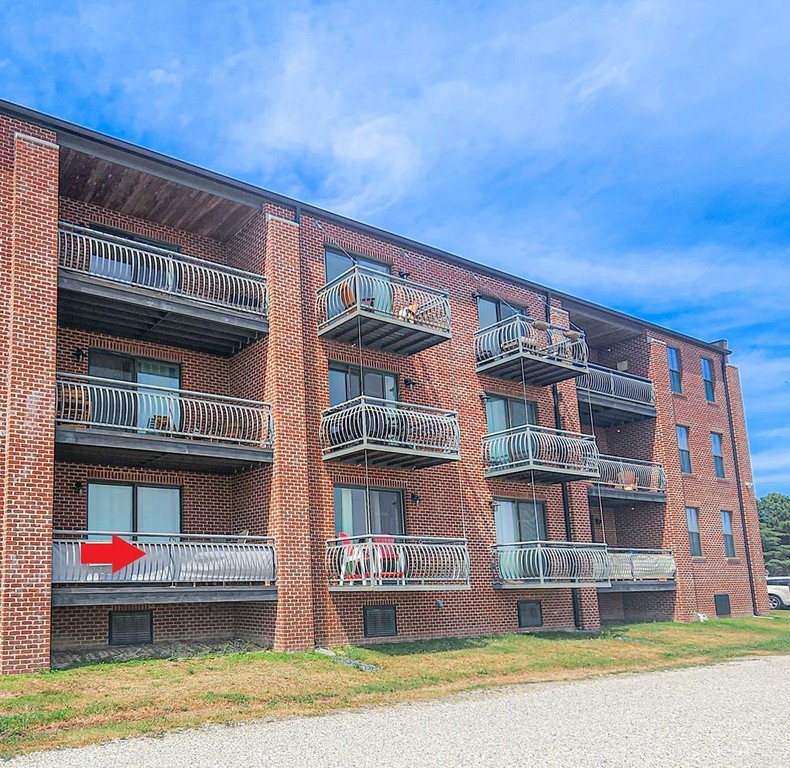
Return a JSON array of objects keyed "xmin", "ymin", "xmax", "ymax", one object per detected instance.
[{"xmin": 87, "ymin": 482, "xmax": 181, "ymax": 541}]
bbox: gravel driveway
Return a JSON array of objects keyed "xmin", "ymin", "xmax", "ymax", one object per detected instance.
[{"xmin": 10, "ymin": 656, "xmax": 790, "ymax": 767}]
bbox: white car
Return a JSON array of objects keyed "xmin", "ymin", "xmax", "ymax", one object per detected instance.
[{"xmin": 767, "ymin": 577, "xmax": 790, "ymax": 610}]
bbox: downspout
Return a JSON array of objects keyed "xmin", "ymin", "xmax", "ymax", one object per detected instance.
[
  {"xmin": 547, "ymin": 290, "xmax": 582, "ymax": 629},
  {"xmin": 719, "ymin": 345, "xmax": 759, "ymax": 615}
]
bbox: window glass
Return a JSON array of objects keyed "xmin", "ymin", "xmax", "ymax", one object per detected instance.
[
  {"xmin": 701, "ymin": 358, "xmax": 715, "ymax": 402},
  {"xmin": 721, "ymin": 511, "xmax": 735, "ymax": 558},
  {"xmin": 87, "ymin": 483, "xmax": 133, "ymax": 540},
  {"xmin": 334, "ymin": 487, "xmax": 404, "ymax": 537},
  {"xmin": 328, "ymin": 363, "xmax": 398, "ymax": 406},
  {"xmin": 686, "ymin": 507, "xmax": 702, "ymax": 557},
  {"xmin": 677, "ymin": 425, "xmax": 692, "ymax": 473},
  {"xmin": 667, "ymin": 346, "xmax": 682, "ymax": 393},
  {"xmin": 136, "ymin": 486, "xmax": 181, "ymax": 541},
  {"xmin": 477, "ymin": 297, "xmax": 499, "ymax": 329},
  {"xmin": 711, "ymin": 432, "xmax": 725, "ymax": 478},
  {"xmin": 485, "ymin": 395, "xmax": 536, "ymax": 433},
  {"xmin": 494, "ymin": 500, "xmax": 546, "ymax": 544},
  {"xmin": 325, "ymin": 248, "xmax": 390, "ymax": 282}
]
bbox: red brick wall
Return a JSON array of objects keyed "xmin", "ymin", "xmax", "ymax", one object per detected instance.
[
  {"xmin": 0, "ymin": 120, "xmax": 59, "ymax": 673},
  {"xmin": 52, "ymin": 602, "xmax": 275, "ymax": 650}
]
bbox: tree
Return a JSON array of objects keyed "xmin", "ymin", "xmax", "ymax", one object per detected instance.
[{"xmin": 758, "ymin": 493, "xmax": 790, "ymax": 576}]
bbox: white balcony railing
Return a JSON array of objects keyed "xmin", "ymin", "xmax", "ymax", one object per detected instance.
[
  {"xmin": 327, "ymin": 535, "xmax": 471, "ymax": 589},
  {"xmin": 56, "ymin": 373, "xmax": 273, "ymax": 449},
  {"xmin": 52, "ymin": 531, "xmax": 277, "ymax": 585},
  {"xmin": 475, "ymin": 316, "xmax": 588, "ymax": 369},
  {"xmin": 576, "ymin": 364, "xmax": 655, "ymax": 407},
  {"xmin": 58, "ymin": 223, "xmax": 268, "ymax": 316},
  {"xmin": 316, "ymin": 264, "xmax": 451, "ymax": 334},
  {"xmin": 491, "ymin": 541, "xmax": 611, "ymax": 587},
  {"xmin": 595, "ymin": 456, "xmax": 667, "ymax": 494},
  {"xmin": 320, "ymin": 396, "xmax": 460, "ymax": 458},
  {"xmin": 483, "ymin": 424, "xmax": 599, "ymax": 478},
  {"xmin": 607, "ymin": 549, "xmax": 676, "ymax": 582}
]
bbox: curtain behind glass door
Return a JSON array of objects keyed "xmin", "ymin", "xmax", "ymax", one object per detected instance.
[
  {"xmin": 88, "ymin": 351, "xmax": 135, "ymax": 428},
  {"xmin": 87, "ymin": 483, "xmax": 133, "ymax": 541},
  {"xmin": 136, "ymin": 486, "xmax": 181, "ymax": 542}
]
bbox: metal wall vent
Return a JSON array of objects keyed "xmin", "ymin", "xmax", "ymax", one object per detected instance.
[
  {"xmin": 518, "ymin": 600, "xmax": 543, "ymax": 628},
  {"xmin": 109, "ymin": 610, "xmax": 153, "ymax": 646},
  {"xmin": 363, "ymin": 605, "xmax": 397, "ymax": 638},
  {"xmin": 713, "ymin": 594, "xmax": 732, "ymax": 617}
]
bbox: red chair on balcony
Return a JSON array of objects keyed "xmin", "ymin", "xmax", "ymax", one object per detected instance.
[{"xmin": 373, "ymin": 535, "xmax": 405, "ymax": 581}]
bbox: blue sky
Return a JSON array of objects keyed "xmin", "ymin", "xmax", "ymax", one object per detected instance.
[{"xmin": 1, "ymin": 1, "xmax": 788, "ymax": 494}]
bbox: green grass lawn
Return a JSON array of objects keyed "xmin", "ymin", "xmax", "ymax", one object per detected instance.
[{"xmin": 1, "ymin": 611, "xmax": 789, "ymax": 758}]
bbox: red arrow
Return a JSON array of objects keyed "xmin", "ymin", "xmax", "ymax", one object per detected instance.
[{"xmin": 81, "ymin": 536, "xmax": 146, "ymax": 573}]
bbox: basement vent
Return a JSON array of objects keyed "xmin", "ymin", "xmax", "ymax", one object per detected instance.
[
  {"xmin": 518, "ymin": 600, "xmax": 543, "ymax": 628},
  {"xmin": 363, "ymin": 605, "xmax": 397, "ymax": 638},
  {"xmin": 109, "ymin": 610, "xmax": 153, "ymax": 646},
  {"xmin": 713, "ymin": 594, "xmax": 732, "ymax": 617}
]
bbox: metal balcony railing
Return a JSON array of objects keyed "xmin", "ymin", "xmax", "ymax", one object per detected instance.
[
  {"xmin": 320, "ymin": 396, "xmax": 460, "ymax": 459},
  {"xmin": 327, "ymin": 534, "xmax": 471, "ymax": 589},
  {"xmin": 576, "ymin": 364, "xmax": 655, "ymax": 407},
  {"xmin": 595, "ymin": 456, "xmax": 667, "ymax": 494},
  {"xmin": 474, "ymin": 315, "xmax": 588, "ymax": 370},
  {"xmin": 491, "ymin": 541, "xmax": 611, "ymax": 587},
  {"xmin": 52, "ymin": 531, "xmax": 277, "ymax": 585},
  {"xmin": 55, "ymin": 373, "xmax": 273, "ymax": 449},
  {"xmin": 316, "ymin": 264, "xmax": 451, "ymax": 334},
  {"xmin": 58, "ymin": 223, "xmax": 268, "ymax": 316},
  {"xmin": 482, "ymin": 424, "xmax": 599, "ymax": 479},
  {"xmin": 607, "ymin": 548, "xmax": 676, "ymax": 582}
]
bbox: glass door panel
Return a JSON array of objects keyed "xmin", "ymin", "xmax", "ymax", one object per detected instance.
[
  {"xmin": 334, "ymin": 486, "xmax": 368, "ymax": 536},
  {"xmin": 136, "ymin": 486, "xmax": 181, "ymax": 542},
  {"xmin": 88, "ymin": 351, "xmax": 135, "ymax": 428},
  {"xmin": 136, "ymin": 360, "xmax": 181, "ymax": 433},
  {"xmin": 87, "ymin": 483, "xmax": 133, "ymax": 541}
]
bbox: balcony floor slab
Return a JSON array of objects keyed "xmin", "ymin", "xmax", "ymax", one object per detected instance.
[
  {"xmin": 577, "ymin": 390, "xmax": 656, "ymax": 427},
  {"xmin": 59, "ymin": 271, "xmax": 268, "ymax": 357},
  {"xmin": 597, "ymin": 580, "xmax": 676, "ymax": 593},
  {"xmin": 55, "ymin": 426, "xmax": 272, "ymax": 473},
  {"xmin": 588, "ymin": 486, "xmax": 667, "ymax": 506},
  {"xmin": 485, "ymin": 466, "xmax": 599, "ymax": 484},
  {"xmin": 318, "ymin": 311, "xmax": 450, "ymax": 355},
  {"xmin": 477, "ymin": 353, "xmax": 587, "ymax": 386},
  {"xmin": 322, "ymin": 443, "xmax": 460, "ymax": 470},
  {"xmin": 52, "ymin": 585, "xmax": 277, "ymax": 606}
]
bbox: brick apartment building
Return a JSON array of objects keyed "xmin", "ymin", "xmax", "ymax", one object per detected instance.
[{"xmin": 0, "ymin": 100, "xmax": 770, "ymax": 674}]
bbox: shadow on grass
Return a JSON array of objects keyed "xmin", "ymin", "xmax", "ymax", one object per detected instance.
[{"xmin": 359, "ymin": 630, "xmax": 601, "ymax": 657}]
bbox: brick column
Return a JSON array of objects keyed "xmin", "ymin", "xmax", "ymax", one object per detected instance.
[
  {"xmin": 1, "ymin": 130, "xmax": 59, "ymax": 673},
  {"xmin": 646, "ymin": 336, "xmax": 696, "ymax": 621},
  {"xmin": 263, "ymin": 212, "xmax": 315, "ymax": 650},
  {"xmin": 724, "ymin": 363, "xmax": 770, "ymax": 614}
]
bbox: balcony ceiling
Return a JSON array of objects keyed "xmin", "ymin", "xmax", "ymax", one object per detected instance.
[
  {"xmin": 59, "ymin": 147, "xmax": 260, "ymax": 242},
  {"xmin": 565, "ymin": 304, "xmax": 645, "ymax": 350}
]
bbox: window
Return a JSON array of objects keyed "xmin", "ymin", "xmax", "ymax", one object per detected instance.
[
  {"xmin": 676, "ymin": 425, "xmax": 692, "ymax": 473},
  {"xmin": 711, "ymin": 432, "xmax": 725, "ymax": 478},
  {"xmin": 363, "ymin": 605, "xmax": 397, "ymax": 638},
  {"xmin": 109, "ymin": 610, "xmax": 153, "ymax": 646},
  {"xmin": 485, "ymin": 395, "xmax": 537, "ymax": 433},
  {"xmin": 87, "ymin": 482, "xmax": 181, "ymax": 541},
  {"xmin": 328, "ymin": 362, "xmax": 398, "ymax": 407},
  {"xmin": 324, "ymin": 247, "xmax": 390, "ymax": 282},
  {"xmin": 721, "ymin": 511, "xmax": 736, "ymax": 558},
  {"xmin": 477, "ymin": 296, "xmax": 525, "ymax": 329},
  {"xmin": 667, "ymin": 346, "xmax": 682, "ymax": 393},
  {"xmin": 494, "ymin": 500, "xmax": 547, "ymax": 544},
  {"xmin": 686, "ymin": 507, "xmax": 702, "ymax": 557},
  {"xmin": 517, "ymin": 600, "xmax": 543, "ymax": 628},
  {"xmin": 89, "ymin": 351, "xmax": 181, "ymax": 431},
  {"xmin": 701, "ymin": 357, "xmax": 715, "ymax": 402},
  {"xmin": 334, "ymin": 486, "xmax": 404, "ymax": 537}
]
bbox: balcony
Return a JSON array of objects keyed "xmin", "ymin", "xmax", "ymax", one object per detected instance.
[
  {"xmin": 52, "ymin": 531, "xmax": 277, "ymax": 605},
  {"xmin": 57, "ymin": 224, "xmax": 268, "ymax": 356},
  {"xmin": 482, "ymin": 424, "xmax": 599, "ymax": 483},
  {"xmin": 55, "ymin": 374, "xmax": 273, "ymax": 473},
  {"xmin": 589, "ymin": 456, "xmax": 667, "ymax": 505},
  {"xmin": 326, "ymin": 535, "xmax": 471, "ymax": 591},
  {"xmin": 491, "ymin": 541, "xmax": 611, "ymax": 589},
  {"xmin": 577, "ymin": 364, "xmax": 656, "ymax": 426},
  {"xmin": 316, "ymin": 265, "xmax": 451, "ymax": 355},
  {"xmin": 598, "ymin": 548, "xmax": 677, "ymax": 593},
  {"xmin": 475, "ymin": 316, "xmax": 589, "ymax": 385},
  {"xmin": 320, "ymin": 396, "xmax": 460, "ymax": 469}
]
